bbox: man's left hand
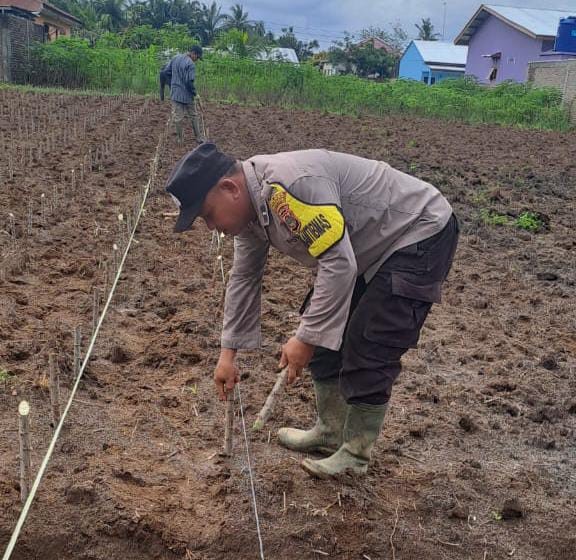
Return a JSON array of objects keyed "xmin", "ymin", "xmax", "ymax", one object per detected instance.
[{"xmin": 279, "ymin": 337, "xmax": 315, "ymax": 384}]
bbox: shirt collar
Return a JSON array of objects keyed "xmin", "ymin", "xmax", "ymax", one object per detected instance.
[{"xmin": 242, "ymin": 160, "xmax": 270, "ymax": 229}]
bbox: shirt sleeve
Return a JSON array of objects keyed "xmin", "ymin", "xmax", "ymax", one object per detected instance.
[
  {"xmin": 187, "ymin": 61, "xmax": 196, "ymax": 83},
  {"xmin": 283, "ymin": 176, "xmax": 358, "ymax": 351},
  {"xmin": 221, "ymin": 227, "xmax": 270, "ymax": 349}
]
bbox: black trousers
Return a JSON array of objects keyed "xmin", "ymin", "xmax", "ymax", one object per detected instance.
[{"xmin": 304, "ymin": 214, "xmax": 459, "ymax": 405}]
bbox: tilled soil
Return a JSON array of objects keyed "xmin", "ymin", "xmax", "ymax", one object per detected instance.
[{"xmin": 0, "ymin": 90, "xmax": 575, "ymax": 560}]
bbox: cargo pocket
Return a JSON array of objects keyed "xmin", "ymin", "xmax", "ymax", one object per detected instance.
[
  {"xmin": 361, "ymin": 271, "xmax": 440, "ymax": 349},
  {"xmin": 391, "ymin": 271, "xmax": 442, "ymax": 304}
]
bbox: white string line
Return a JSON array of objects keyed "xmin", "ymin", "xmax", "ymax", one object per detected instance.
[
  {"xmin": 236, "ymin": 383, "xmax": 266, "ymax": 560},
  {"xmin": 1, "ymin": 121, "xmax": 166, "ymax": 560},
  {"xmin": 212, "ymin": 223, "xmax": 264, "ymax": 557}
]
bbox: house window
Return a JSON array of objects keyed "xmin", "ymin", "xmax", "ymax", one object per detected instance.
[
  {"xmin": 507, "ymin": 57, "xmax": 515, "ymax": 64},
  {"xmin": 430, "ymin": 76, "xmax": 436, "ymax": 85},
  {"xmin": 423, "ymin": 76, "xmax": 429, "ymax": 84}
]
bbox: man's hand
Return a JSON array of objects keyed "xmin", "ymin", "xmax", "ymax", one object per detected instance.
[
  {"xmin": 279, "ymin": 337, "xmax": 315, "ymax": 384},
  {"xmin": 214, "ymin": 349, "xmax": 240, "ymax": 401}
]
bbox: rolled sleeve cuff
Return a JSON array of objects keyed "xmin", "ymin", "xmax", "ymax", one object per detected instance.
[
  {"xmin": 295, "ymin": 324, "xmax": 343, "ymax": 352},
  {"xmin": 221, "ymin": 333, "xmax": 262, "ymax": 350}
]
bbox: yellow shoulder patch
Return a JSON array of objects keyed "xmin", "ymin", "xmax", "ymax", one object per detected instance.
[{"xmin": 268, "ymin": 183, "xmax": 345, "ymax": 258}]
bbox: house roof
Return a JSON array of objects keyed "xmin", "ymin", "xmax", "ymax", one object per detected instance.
[
  {"xmin": 357, "ymin": 36, "xmax": 397, "ymax": 53},
  {"xmin": 257, "ymin": 47, "xmax": 299, "ymax": 64},
  {"xmin": 455, "ymin": 4, "xmax": 575, "ymax": 45},
  {"xmin": 43, "ymin": 1, "xmax": 82, "ymax": 24},
  {"xmin": 3, "ymin": 0, "xmax": 81, "ymax": 25},
  {"xmin": 410, "ymin": 40, "xmax": 468, "ymax": 66},
  {"xmin": 0, "ymin": 4, "xmax": 35, "ymax": 18},
  {"xmin": 428, "ymin": 64, "xmax": 467, "ymax": 72}
]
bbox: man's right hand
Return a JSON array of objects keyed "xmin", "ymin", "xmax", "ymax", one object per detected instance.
[{"xmin": 214, "ymin": 349, "xmax": 239, "ymax": 401}]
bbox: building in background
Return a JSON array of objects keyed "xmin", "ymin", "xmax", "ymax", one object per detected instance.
[
  {"xmin": 6, "ymin": 0, "xmax": 80, "ymax": 40},
  {"xmin": 0, "ymin": 0, "xmax": 80, "ymax": 82},
  {"xmin": 256, "ymin": 47, "xmax": 299, "ymax": 64},
  {"xmin": 455, "ymin": 4, "xmax": 576, "ymax": 84},
  {"xmin": 399, "ymin": 40, "xmax": 468, "ymax": 84}
]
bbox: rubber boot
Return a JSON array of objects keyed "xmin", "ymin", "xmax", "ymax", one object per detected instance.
[
  {"xmin": 175, "ymin": 122, "xmax": 184, "ymax": 145},
  {"xmin": 301, "ymin": 402, "xmax": 388, "ymax": 478},
  {"xmin": 277, "ymin": 379, "xmax": 347, "ymax": 455},
  {"xmin": 191, "ymin": 114, "xmax": 205, "ymax": 144}
]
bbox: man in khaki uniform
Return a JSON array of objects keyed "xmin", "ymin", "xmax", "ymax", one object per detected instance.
[{"xmin": 165, "ymin": 143, "xmax": 459, "ymax": 478}]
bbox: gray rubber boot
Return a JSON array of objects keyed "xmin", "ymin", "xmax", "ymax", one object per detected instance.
[
  {"xmin": 301, "ymin": 402, "xmax": 388, "ymax": 478},
  {"xmin": 175, "ymin": 122, "xmax": 184, "ymax": 145},
  {"xmin": 191, "ymin": 114, "xmax": 205, "ymax": 143},
  {"xmin": 277, "ymin": 379, "xmax": 347, "ymax": 455}
]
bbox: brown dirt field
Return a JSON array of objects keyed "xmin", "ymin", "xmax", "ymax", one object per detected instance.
[{"xmin": 1, "ymin": 90, "xmax": 575, "ymax": 560}]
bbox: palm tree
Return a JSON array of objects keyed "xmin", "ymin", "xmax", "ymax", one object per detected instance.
[
  {"xmin": 224, "ymin": 3, "xmax": 250, "ymax": 32},
  {"xmin": 251, "ymin": 20, "xmax": 265, "ymax": 37},
  {"xmin": 415, "ymin": 17, "xmax": 440, "ymax": 41},
  {"xmin": 94, "ymin": 0, "xmax": 127, "ymax": 31},
  {"xmin": 197, "ymin": 1, "xmax": 227, "ymax": 44}
]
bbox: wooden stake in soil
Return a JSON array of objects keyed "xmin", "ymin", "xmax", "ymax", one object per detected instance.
[
  {"xmin": 92, "ymin": 288, "xmax": 100, "ymax": 334},
  {"xmin": 18, "ymin": 400, "xmax": 31, "ymax": 503},
  {"xmin": 222, "ymin": 394, "xmax": 234, "ymax": 456},
  {"xmin": 253, "ymin": 367, "xmax": 289, "ymax": 431},
  {"xmin": 73, "ymin": 326, "xmax": 82, "ymax": 378},
  {"xmin": 48, "ymin": 353, "xmax": 60, "ymax": 427}
]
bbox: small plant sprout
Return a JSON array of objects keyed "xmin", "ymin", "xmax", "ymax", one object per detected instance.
[
  {"xmin": 0, "ymin": 367, "xmax": 12, "ymax": 382},
  {"xmin": 480, "ymin": 208, "xmax": 509, "ymax": 227},
  {"xmin": 515, "ymin": 212, "xmax": 542, "ymax": 232}
]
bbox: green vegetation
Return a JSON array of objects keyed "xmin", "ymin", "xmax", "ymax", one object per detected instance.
[
  {"xmin": 0, "ymin": 367, "xmax": 12, "ymax": 382},
  {"xmin": 27, "ymin": 38, "xmax": 571, "ymax": 131},
  {"xmin": 515, "ymin": 211, "xmax": 543, "ymax": 232},
  {"xmin": 479, "ymin": 209, "xmax": 545, "ymax": 232},
  {"xmin": 480, "ymin": 209, "xmax": 510, "ymax": 227}
]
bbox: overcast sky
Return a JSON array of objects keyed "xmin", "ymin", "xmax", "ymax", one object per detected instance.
[{"xmin": 219, "ymin": 1, "xmax": 576, "ymax": 48}]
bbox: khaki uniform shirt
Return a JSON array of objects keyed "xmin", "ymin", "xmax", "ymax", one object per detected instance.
[{"xmin": 222, "ymin": 149, "xmax": 452, "ymax": 352}]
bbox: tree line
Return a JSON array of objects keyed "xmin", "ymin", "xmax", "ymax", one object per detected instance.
[{"xmin": 49, "ymin": 0, "xmax": 442, "ymax": 78}]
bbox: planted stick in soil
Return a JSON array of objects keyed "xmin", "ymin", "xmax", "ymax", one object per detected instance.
[
  {"xmin": 92, "ymin": 288, "xmax": 100, "ymax": 334},
  {"xmin": 253, "ymin": 367, "xmax": 289, "ymax": 431},
  {"xmin": 73, "ymin": 326, "xmax": 82, "ymax": 378},
  {"xmin": 49, "ymin": 353, "xmax": 60, "ymax": 427},
  {"xmin": 222, "ymin": 394, "xmax": 234, "ymax": 456},
  {"xmin": 18, "ymin": 400, "xmax": 31, "ymax": 503}
]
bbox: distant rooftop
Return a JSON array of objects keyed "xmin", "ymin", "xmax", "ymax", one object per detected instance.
[
  {"xmin": 411, "ymin": 40, "xmax": 468, "ymax": 65},
  {"xmin": 455, "ymin": 4, "xmax": 575, "ymax": 45},
  {"xmin": 257, "ymin": 47, "xmax": 299, "ymax": 64}
]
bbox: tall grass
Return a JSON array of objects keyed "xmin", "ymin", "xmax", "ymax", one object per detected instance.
[
  {"xmin": 199, "ymin": 57, "xmax": 571, "ymax": 131},
  {"xmin": 25, "ymin": 38, "xmax": 572, "ymax": 131}
]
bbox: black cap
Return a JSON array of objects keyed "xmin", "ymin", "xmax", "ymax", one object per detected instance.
[{"xmin": 165, "ymin": 143, "xmax": 235, "ymax": 233}]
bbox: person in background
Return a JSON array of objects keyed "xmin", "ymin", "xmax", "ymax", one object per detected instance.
[{"xmin": 160, "ymin": 45, "xmax": 205, "ymax": 145}]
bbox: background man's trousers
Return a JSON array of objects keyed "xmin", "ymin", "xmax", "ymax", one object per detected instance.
[{"xmin": 171, "ymin": 99, "xmax": 204, "ymax": 143}]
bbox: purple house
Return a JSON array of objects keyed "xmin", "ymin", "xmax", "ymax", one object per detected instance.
[{"xmin": 455, "ymin": 4, "xmax": 576, "ymax": 84}]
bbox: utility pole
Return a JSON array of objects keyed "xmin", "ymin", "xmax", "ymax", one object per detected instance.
[{"xmin": 442, "ymin": 1, "xmax": 447, "ymax": 40}]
